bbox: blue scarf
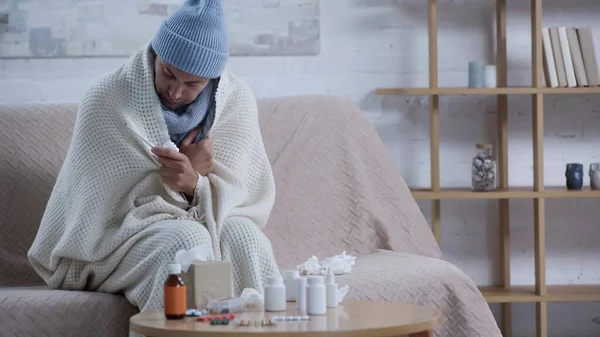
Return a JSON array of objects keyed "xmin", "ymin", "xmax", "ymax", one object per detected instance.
[{"xmin": 161, "ymin": 78, "xmax": 218, "ymax": 146}]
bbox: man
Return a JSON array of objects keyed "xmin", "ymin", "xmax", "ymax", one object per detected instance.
[{"xmin": 27, "ymin": 0, "xmax": 279, "ymax": 315}]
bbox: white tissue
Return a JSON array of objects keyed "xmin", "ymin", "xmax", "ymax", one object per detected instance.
[
  {"xmin": 163, "ymin": 141, "xmax": 179, "ymax": 152},
  {"xmin": 297, "ymin": 251, "xmax": 356, "ymax": 275},
  {"xmin": 297, "ymin": 256, "xmax": 321, "ymax": 275},
  {"xmin": 321, "ymin": 251, "xmax": 356, "ymax": 274},
  {"xmin": 337, "ymin": 284, "xmax": 350, "ymax": 304},
  {"xmin": 174, "ymin": 243, "xmax": 215, "ymax": 273},
  {"xmin": 240, "ymin": 288, "xmax": 264, "ymax": 311}
]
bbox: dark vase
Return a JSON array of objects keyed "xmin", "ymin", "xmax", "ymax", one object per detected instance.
[{"xmin": 565, "ymin": 163, "xmax": 584, "ymax": 190}]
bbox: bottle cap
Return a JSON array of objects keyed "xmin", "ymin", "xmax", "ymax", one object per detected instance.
[
  {"xmin": 166, "ymin": 262, "xmax": 182, "ymax": 275},
  {"xmin": 284, "ymin": 269, "xmax": 300, "ymax": 279},
  {"xmin": 296, "ymin": 276, "xmax": 307, "ymax": 286},
  {"xmin": 325, "ymin": 268, "xmax": 335, "ymax": 284},
  {"xmin": 267, "ymin": 275, "xmax": 283, "ymax": 285},
  {"xmin": 307, "ymin": 275, "xmax": 324, "ymax": 285},
  {"xmin": 476, "ymin": 143, "xmax": 492, "ymax": 149}
]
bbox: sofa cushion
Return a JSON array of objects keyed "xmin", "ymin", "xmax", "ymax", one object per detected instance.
[
  {"xmin": 0, "ymin": 286, "xmax": 137, "ymax": 337},
  {"xmin": 0, "ymin": 98, "xmax": 441, "ymax": 286},
  {"xmin": 259, "ymin": 95, "xmax": 441, "ymax": 268},
  {"xmin": 0, "ymin": 104, "xmax": 78, "ymax": 286},
  {"xmin": 335, "ymin": 250, "xmax": 497, "ymax": 337}
]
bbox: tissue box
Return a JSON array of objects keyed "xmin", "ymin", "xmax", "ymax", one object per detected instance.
[{"xmin": 182, "ymin": 260, "xmax": 234, "ymax": 309}]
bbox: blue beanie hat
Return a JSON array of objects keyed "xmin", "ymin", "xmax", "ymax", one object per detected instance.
[{"xmin": 151, "ymin": 0, "xmax": 228, "ymax": 78}]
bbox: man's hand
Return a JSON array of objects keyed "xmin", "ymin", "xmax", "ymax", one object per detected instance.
[
  {"xmin": 151, "ymin": 146, "xmax": 198, "ymax": 197},
  {"xmin": 179, "ymin": 129, "xmax": 214, "ymax": 176}
]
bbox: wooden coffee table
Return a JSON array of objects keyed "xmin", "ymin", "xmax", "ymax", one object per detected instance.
[{"xmin": 130, "ymin": 300, "xmax": 441, "ymax": 337}]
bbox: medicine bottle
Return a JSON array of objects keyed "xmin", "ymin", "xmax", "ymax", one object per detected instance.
[
  {"xmin": 283, "ymin": 269, "xmax": 300, "ymax": 301},
  {"xmin": 296, "ymin": 276, "xmax": 307, "ymax": 312},
  {"xmin": 306, "ymin": 275, "xmax": 326, "ymax": 315},
  {"xmin": 264, "ymin": 275, "xmax": 286, "ymax": 311},
  {"xmin": 325, "ymin": 268, "xmax": 339, "ymax": 308},
  {"xmin": 164, "ymin": 262, "xmax": 186, "ymax": 320}
]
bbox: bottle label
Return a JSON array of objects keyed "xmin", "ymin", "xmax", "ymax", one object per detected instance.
[{"xmin": 164, "ymin": 286, "xmax": 186, "ymax": 315}]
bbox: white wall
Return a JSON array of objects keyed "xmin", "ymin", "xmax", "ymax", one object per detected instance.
[{"xmin": 2, "ymin": 0, "xmax": 600, "ymax": 335}]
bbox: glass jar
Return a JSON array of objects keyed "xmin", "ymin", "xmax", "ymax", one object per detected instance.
[
  {"xmin": 164, "ymin": 262, "xmax": 186, "ymax": 320},
  {"xmin": 471, "ymin": 143, "xmax": 496, "ymax": 192}
]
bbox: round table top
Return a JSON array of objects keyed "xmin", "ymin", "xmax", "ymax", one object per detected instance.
[{"xmin": 130, "ymin": 300, "xmax": 441, "ymax": 337}]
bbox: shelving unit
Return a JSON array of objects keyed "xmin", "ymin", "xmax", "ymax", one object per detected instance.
[
  {"xmin": 411, "ymin": 187, "xmax": 600, "ymax": 200},
  {"xmin": 376, "ymin": 1, "xmax": 599, "ymax": 336},
  {"xmin": 376, "ymin": 86, "xmax": 600, "ymax": 95}
]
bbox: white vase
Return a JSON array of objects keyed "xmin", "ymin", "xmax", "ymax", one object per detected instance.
[
  {"xmin": 485, "ymin": 65, "xmax": 497, "ymax": 88},
  {"xmin": 589, "ymin": 163, "xmax": 600, "ymax": 190}
]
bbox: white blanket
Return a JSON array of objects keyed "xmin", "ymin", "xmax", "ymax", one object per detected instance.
[{"xmin": 27, "ymin": 44, "xmax": 276, "ymax": 290}]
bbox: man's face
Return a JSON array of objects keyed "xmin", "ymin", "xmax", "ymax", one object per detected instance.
[{"xmin": 154, "ymin": 56, "xmax": 211, "ymax": 110}]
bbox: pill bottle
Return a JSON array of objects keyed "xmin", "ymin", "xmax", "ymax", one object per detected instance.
[
  {"xmin": 164, "ymin": 262, "xmax": 186, "ymax": 320},
  {"xmin": 283, "ymin": 269, "xmax": 299, "ymax": 301},
  {"xmin": 306, "ymin": 275, "xmax": 326, "ymax": 315},
  {"xmin": 325, "ymin": 268, "xmax": 339, "ymax": 308},
  {"xmin": 296, "ymin": 276, "xmax": 307, "ymax": 312},
  {"xmin": 264, "ymin": 275, "xmax": 286, "ymax": 312}
]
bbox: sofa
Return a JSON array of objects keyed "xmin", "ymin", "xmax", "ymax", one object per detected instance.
[{"xmin": 0, "ymin": 95, "xmax": 501, "ymax": 337}]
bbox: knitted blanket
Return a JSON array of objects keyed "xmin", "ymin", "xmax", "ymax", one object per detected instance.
[{"xmin": 27, "ymin": 44, "xmax": 276, "ymax": 290}]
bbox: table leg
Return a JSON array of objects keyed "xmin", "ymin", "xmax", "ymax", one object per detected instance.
[{"xmin": 408, "ymin": 330, "xmax": 433, "ymax": 337}]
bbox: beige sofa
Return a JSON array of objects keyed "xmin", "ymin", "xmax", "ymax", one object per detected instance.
[{"xmin": 0, "ymin": 95, "xmax": 501, "ymax": 337}]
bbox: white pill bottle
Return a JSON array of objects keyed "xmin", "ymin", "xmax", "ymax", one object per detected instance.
[
  {"xmin": 325, "ymin": 268, "xmax": 339, "ymax": 308},
  {"xmin": 283, "ymin": 269, "xmax": 299, "ymax": 301},
  {"xmin": 264, "ymin": 275, "xmax": 286, "ymax": 312},
  {"xmin": 306, "ymin": 275, "xmax": 326, "ymax": 315}
]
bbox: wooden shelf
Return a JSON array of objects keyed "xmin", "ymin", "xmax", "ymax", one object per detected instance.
[
  {"xmin": 479, "ymin": 285, "xmax": 600, "ymax": 303},
  {"xmin": 410, "ymin": 187, "xmax": 600, "ymax": 200},
  {"xmin": 376, "ymin": 86, "xmax": 600, "ymax": 96},
  {"xmin": 378, "ymin": 0, "xmax": 600, "ymax": 335}
]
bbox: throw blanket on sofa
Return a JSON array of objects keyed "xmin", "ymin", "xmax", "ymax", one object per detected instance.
[{"xmin": 27, "ymin": 44, "xmax": 276, "ymax": 291}]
